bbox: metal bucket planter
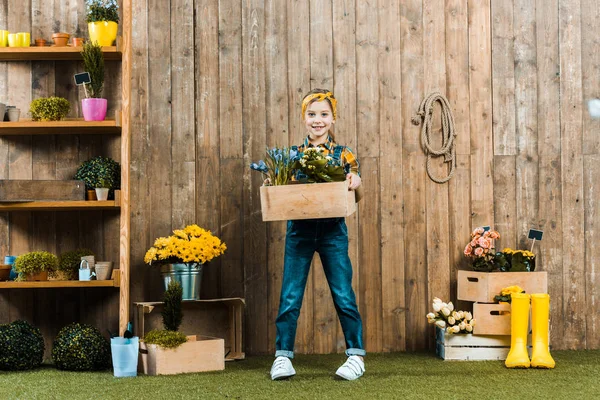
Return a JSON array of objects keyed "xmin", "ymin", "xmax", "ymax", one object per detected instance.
[{"xmin": 160, "ymin": 263, "xmax": 203, "ymax": 300}]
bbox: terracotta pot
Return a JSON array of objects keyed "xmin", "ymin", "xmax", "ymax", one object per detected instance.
[
  {"xmin": 52, "ymin": 32, "xmax": 70, "ymax": 47},
  {"xmin": 72, "ymin": 37, "xmax": 84, "ymax": 47},
  {"xmin": 25, "ymin": 270, "xmax": 48, "ymax": 281},
  {"xmin": 35, "ymin": 38, "xmax": 46, "ymax": 47},
  {"xmin": 86, "ymin": 189, "xmax": 98, "ymax": 201},
  {"xmin": 0, "ymin": 264, "xmax": 11, "ymax": 281}
]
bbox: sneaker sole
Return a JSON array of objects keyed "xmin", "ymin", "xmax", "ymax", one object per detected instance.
[
  {"xmin": 335, "ymin": 371, "xmax": 362, "ymax": 381},
  {"xmin": 271, "ymin": 372, "xmax": 296, "ymax": 381}
]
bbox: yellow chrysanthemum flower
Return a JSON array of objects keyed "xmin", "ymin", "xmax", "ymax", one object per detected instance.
[
  {"xmin": 501, "ymin": 285, "xmax": 525, "ymax": 296},
  {"xmin": 144, "ymin": 247, "xmax": 158, "ymax": 264}
]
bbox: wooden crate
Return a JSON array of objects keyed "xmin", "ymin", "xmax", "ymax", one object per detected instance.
[
  {"xmin": 457, "ymin": 270, "xmax": 547, "ymax": 303},
  {"xmin": 134, "ymin": 298, "xmax": 244, "ymax": 361},
  {"xmin": 139, "ymin": 335, "xmax": 225, "ymax": 375},
  {"xmin": 436, "ymin": 326, "xmax": 520, "ymax": 361},
  {"xmin": 0, "ymin": 179, "xmax": 85, "ymax": 201},
  {"xmin": 259, "ymin": 181, "xmax": 356, "ymax": 221},
  {"xmin": 473, "ymin": 302, "xmax": 512, "ymax": 335}
]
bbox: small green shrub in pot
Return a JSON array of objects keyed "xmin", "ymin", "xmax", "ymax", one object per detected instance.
[
  {"xmin": 142, "ymin": 281, "xmax": 188, "ymax": 349},
  {"xmin": 74, "ymin": 156, "xmax": 121, "ymax": 194},
  {"xmin": 143, "ymin": 329, "xmax": 188, "ymax": 349},
  {"xmin": 58, "ymin": 248, "xmax": 95, "ymax": 280},
  {"xmin": 52, "ymin": 323, "xmax": 111, "ymax": 371},
  {"xmin": 0, "ymin": 320, "xmax": 45, "ymax": 371},
  {"xmin": 14, "ymin": 251, "xmax": 58, "ymax": 281},
  {"xmin": 29, "ymin": 97, "xmax": 71, "ymax": 121}
]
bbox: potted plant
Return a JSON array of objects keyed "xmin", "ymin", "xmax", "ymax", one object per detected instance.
[
  {"xmin": 86, "ymin": 0, "xmax": 119, "ymax": 46},
  {"xmin": 14, "ymin": 251, "xmax": 58, "ymax": 281},
  {"xmin": 55, "ymin": 249, "xmax": 95, "ymax": 280},
  {"xmin": 94, "ymin": 175, "xmax": 111, "ymax": 201},
  {"xmin": 144, "ymin": 224, "xmax": 227, "ymax": 300},
  {"xmin": 139, "ymin": 281, "xmax": 225, "ymax": 375},
  {"xmin": 74, "ymin": 156, "xmax": 120, "ymax": 200},
  {"xmin": 80, "ymin": 41, "xmax": 106, "ymax": 121},
  {"xmin": 29, "ymin": 97, "xmax": 70, "ymax": 121}
]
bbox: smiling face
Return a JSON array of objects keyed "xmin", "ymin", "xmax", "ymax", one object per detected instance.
[{"xmin": 304, "ymin": 100, "xmax": 335, "ymax": 144}]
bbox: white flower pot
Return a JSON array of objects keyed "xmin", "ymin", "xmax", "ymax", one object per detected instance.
[{"xmin": 95, "ymin": 188, "xmax": 109, "ymax": 201}]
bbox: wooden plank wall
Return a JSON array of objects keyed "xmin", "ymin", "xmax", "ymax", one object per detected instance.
[{"xmin": 1, "ymin": 0, "xmax": 599, "ymax": 354}]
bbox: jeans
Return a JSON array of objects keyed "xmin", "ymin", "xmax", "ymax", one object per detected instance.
[{"xmin": 275, "ymin": 218, "xmax": 365, "ymax": 358}]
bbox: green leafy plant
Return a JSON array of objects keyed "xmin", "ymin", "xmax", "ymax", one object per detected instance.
[
  {"xmin": 74, "ymin": 156, "xmax": 121, "ymax": 191},
  {"xmin": 58, "ymin": 249, "xmax": 95, "ymax": 280},
  {"xmin": 86, "ymin": 0, "xmax": 119, "ymax": 23},
  {"xmin": 81, "ymin": 41, "xmax": 105, "ymax": 98},
  {"xmin": 52, "ymin": 323, "xmax": 111, "ymax": 371},
  {"xmin": 14, "ymin": 251, "xmax": 58, "ymax": 280},
  {"xmin": 143, "ymin": 330, "xmax": 188, "ymax": 349},
  {"xmin": 162, "ymin": 281, "xmax": 183, "ymax": 332},
  {"xmin": 0, "ymin": 320, "xmax": 45, "ymax": 371},
  {"xmin": 29, "ymin": 97, "xmax": 70, "ymax": 121}
]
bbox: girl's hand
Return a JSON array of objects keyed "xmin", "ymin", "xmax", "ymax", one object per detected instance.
[{"xmin": 346, "ymin": 173, "xmax": 361, "ymax": 190}]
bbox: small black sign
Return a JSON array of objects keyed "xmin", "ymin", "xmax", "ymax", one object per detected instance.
[
  {"xmin": 74, "ymin": 72, "xmax": 91, "ymax": 85},
  {"xmin": 482, "ymin": 226, "xmax": 490, "ymax": 232},
  {"xmin": 528, "ymin": 229, "xmax": 543, "ymax": 241}
]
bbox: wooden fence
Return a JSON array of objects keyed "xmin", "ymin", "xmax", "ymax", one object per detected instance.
[{"xmin": 0, "ymin": 0, "xmax": 598, "ymax": 354}]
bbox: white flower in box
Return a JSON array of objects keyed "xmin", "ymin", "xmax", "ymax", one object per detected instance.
[
  {"xmin": 447, "ymin": 302, "xmax": 454, "ymax": 312},
  {"xmin": 435, "ymin": 320, "xmax": 446, "ymax": 329},
  {"xmin": 441, "ymin": 307, "xmax": 451, "ymax": 317},
  {"xmin": 448, "ymin": 316, "xmax": 456, "ymax": 325}
]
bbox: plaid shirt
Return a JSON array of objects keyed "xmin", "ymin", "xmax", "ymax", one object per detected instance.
[{"xmin": 297, "ymin": 135, "xmax": 360, "ymax": 176}]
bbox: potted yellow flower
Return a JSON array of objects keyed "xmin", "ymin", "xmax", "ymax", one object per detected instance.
[{"xmin": 144, "ymin": 224, "xmax": 227, "ymax": 300}]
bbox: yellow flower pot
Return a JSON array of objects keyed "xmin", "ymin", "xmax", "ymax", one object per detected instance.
[{"xmin": 88, "ymin": 21, "xmax": 118, "ymax": 46}]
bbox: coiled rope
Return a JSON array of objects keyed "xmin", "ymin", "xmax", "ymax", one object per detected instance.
[{"xmin": 411, "ymin": 92, "xmax": 457, "ymax": 184}]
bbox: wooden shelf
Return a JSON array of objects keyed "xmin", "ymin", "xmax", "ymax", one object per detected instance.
[
  {"xmin": 0, "ymin": 200, "xmax": 120, "ymax": 211},
  {"xmin": 0, "ymin": 269, "xmax": 121, "ymax": 288},
  {"xmin": 0, "ymin": 40, "xmax": 122, "ymax": 61},
  {"xmin": 0, "ymin": 118, "xmax": 121, "ymax": 135}
]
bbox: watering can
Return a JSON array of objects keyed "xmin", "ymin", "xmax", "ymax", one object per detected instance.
[{"xmin": 79, "ymin": 259, "xmax": 96, "ymax": 281}]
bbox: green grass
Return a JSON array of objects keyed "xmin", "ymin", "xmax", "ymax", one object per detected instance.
[{"xmin": 1, "ymin": 351, "xmax": 599, "ymax": 399}]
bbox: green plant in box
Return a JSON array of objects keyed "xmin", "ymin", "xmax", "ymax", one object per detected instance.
[
  {"xmin": 57, "ymin": 248, "xmax": 95, "ymax": 280},
  {"xmin": 14, "ymin": 251, "xmax": 58, "ymax": 281},
  {"xmin": 74, "ymin": 156, "xmax": 121, "ymax": 192},
  {"xmin": 143, "ymin": 281, "xmax": 188, "ymax": 349},
  {"xmin": 81, "ymin": 40, "xmax": 105, "ymax": 98},
  {"xmin": 29, "ymin": 97, "xmax": 70, "ymax": 121},
  {"xmin": 0, "ymin": 320, "xmax": 45, "ymax": 371}
]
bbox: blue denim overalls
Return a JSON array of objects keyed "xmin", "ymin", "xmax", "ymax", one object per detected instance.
[{"xmin": 275, "ymin": 145, "xmax": 365, "ymax": 359}]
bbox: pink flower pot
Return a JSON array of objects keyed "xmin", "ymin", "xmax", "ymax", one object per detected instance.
[{"xmin": 81, "ymin": 98, "xmax": 108, "ymax": 121}]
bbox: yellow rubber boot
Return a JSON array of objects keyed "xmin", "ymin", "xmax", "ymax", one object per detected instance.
[
  {"xmin": 505, "ymin": 293, "xmax": 531, "ymax": 368},
  {"xmin": 530, "ymin": 293, "xmax": 555, "ymax": 368}
]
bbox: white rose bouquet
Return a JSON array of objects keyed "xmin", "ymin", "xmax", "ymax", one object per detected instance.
[{"xmin": 426, "ymin": 297, "xmax": 475, "ymax": 334}]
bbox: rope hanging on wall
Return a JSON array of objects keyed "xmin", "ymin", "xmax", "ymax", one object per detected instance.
[{"xmin": 411, "ymin": 92, "xmax": 457, "ymax": 184}]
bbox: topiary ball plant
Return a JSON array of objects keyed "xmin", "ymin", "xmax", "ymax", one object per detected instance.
[
  {"xmin": 29, "ymin": 97, "xmax": 71, "ymax": 121},
  {"xmin": 14, "ymin": 251, "xmax": 58, "ymax": 281},
  {"xmin": 74, "ymin": 156, "xmax": 121, "ymax": 192},
  {"xmin": 0, "ymin": 320, "xmax": 45, "ymax": 370},
  {"xmin": 57, "ymin": 248, "xmax": 95, "ymax": 280},
  {"xmin": 52, "ymin": 323, "xmax": 111, "ymax": 371}
]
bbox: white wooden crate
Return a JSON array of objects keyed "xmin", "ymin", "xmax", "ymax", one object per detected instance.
[{"xmin": 436, "ymin": 326, "xmax": 518, "ymax": 361}]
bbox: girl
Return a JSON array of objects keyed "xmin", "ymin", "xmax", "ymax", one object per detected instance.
[{"xmin": 270, "ymin": 89, "xmax": 365, "ymax": 381}]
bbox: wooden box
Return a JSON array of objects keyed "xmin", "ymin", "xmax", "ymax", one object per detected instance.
[
  {"xmin": 0, "ymin": 179, "xmax": 85, "ymax": 201},
  {"xmin": 473, "ymin": 302, "xmax": 512, "ymax": 335},
  {"xmin": 436, "ymin": 326, "xmax": 518, "ymax": 361},
  {"xmin": 139, "ymin": 335, "xmax": 225, "ymax": 375},
  {"xmin": 134, "ymin": 298, "xmax": 244, "ymax": 361},
  {"xmin": 457, "ymin": 270, "xmax": 547, "ymax": 303},
  {"xmin": 259, "ymin": 181, "xmax": 356, "ymax": 221}
]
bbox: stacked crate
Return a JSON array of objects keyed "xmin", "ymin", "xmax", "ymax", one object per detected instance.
[{"xmin": 436, "ymin": 270, "xmax": 548, "ymax": 360}]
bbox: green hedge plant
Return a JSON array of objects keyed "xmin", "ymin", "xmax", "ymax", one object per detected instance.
[
  {"xmin": 58, "ymin": 249, "xmax": 95, "ymax": 280},
  {"xmin": 74, "ymin": 156, "xmax": 121, "ymax": 191},
  {"xmin": 29, "ymin": 97, "xmax": 70, "ymax": 121},
  {"xmin": 86, "ymin": 0, "xmax": 120, "ymax": 23},
  {"xmin": 0, "ymin": 320, "xmax": 45, "ymax": 370},
  {"xmin": 14, "ymin": 251, "xmax": 58, "ymax": 280},
  {"xmin": 162, "ymin": 281, "xmax": 183, "ymax": 331},
  {"xmin": 52, "ymin": 323, "xmax": 111, "ymax": 371}
]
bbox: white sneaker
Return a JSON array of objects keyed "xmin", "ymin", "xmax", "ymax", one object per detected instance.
[
  {"xmin": 270, "ymin": 356, "xmax": 296, "ymax": 380},
  {"xmin": 335, "ymin": 356, "xmax": 365, "ymax": 380}
]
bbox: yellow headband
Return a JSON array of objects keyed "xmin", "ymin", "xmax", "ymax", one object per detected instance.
[{"xmin": 302, "ymin": 92, "xmax": 337, "ymax": 120}]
